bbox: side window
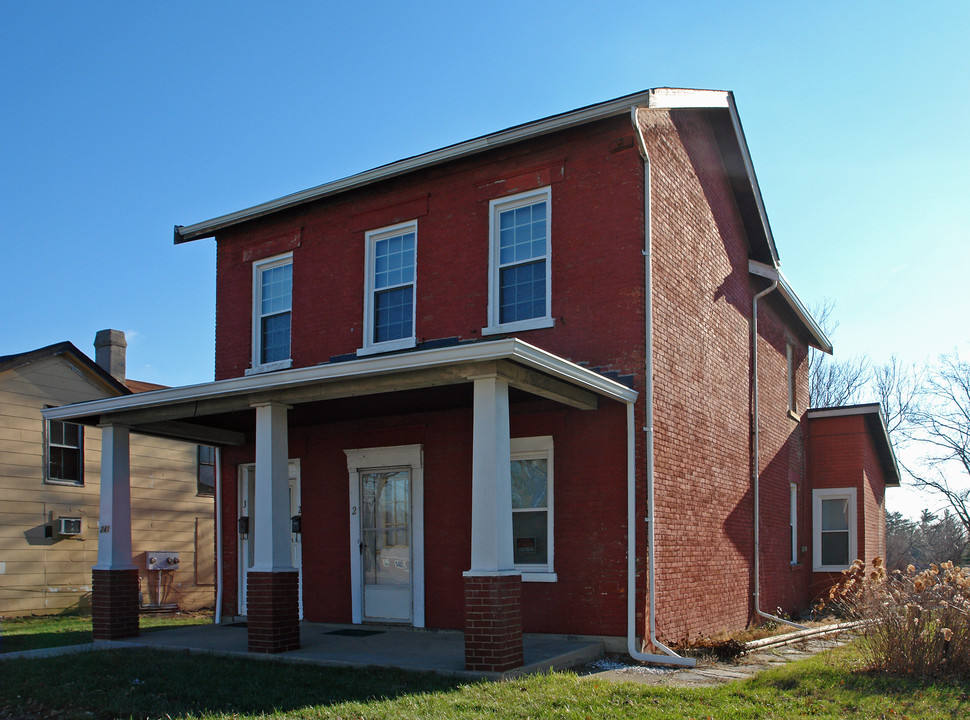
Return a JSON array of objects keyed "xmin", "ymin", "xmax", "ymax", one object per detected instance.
[
  {"xmin": 46, "ymin": 419, "xmax": 83, "ymax": 485},
  {"xmin": 484, "ymin": 187, "xmax": 554, "ymax": 335},
  {"xmin": 790, "ymin": 483, "xmax": 798, "ymax": 564},
  {"xmin": 250, "ymin": 253, "xmax": 293, "ymax": 373},
  {"xmin": 197, "ymin": 446, "xmax": 215, "ymax": 497},
  {"xmin": 510, "ymin": 436, "xmax": 555, "ymax": 580},
  {"xmin": 787, "ymin": 342, "xmax": 797, "ymax": 414},
  {"xmin": 812, "ymin": 488, "xmax": 857, "ymax": 571},
  {"xmin": 359, "ymin": 221, "xmax": 417, "ymax": 355}
]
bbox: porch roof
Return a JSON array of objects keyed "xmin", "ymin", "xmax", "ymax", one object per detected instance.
[{"xmin": 41, "ymin": 338, "xmax": 638, "ymax": 446}]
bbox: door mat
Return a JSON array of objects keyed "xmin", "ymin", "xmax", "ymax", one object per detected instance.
[{"xmin": 325, "ymin": 629, "xmax": 385, "ymax": 637}]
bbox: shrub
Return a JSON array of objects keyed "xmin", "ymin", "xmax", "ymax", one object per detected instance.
[{"xmin": 824, "ymin": 557, "xmax": 970, "ymax": 677}]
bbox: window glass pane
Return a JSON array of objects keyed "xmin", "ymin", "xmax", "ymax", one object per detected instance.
[
  {"xmin": 50, "ymin": 447, "xmax": 80, "ymax": 482},
  {"xmin": 511, "ymin": 458, "xmax": 547, "ymax": 509},
  {"xmin": 261, "ymin": 264, "xmax": 292, "ymax": 315},
  {"xmin": 374, "ymin": 286, "xmax": 413, "ymax": 342},
  {"xmin": 375, "ymin": 232, "xmax": 415, "ymax": 290},
  {"xmin": 498, "ymin": 202, "xmax": 546, "ymax": 266},
  {"xmin": 62, "ymin": 422, "xmax": 79, "ymax": 447},
  {"xmin": 821, "ymin": 498, "xmax": 849, "ymax": 531},
  {"xmin": 821, "ymin": 531, "xmax": 849, "ymax": 566},
  {"xmin": 513, "ymin": 510, "xmax": 548, "ymax": 565},
  {"xmin": 260, "ymin": 312, "xmax": 291, "ymax": 363},
  {"xmin": 499, "ymin": 261, "xmax": 546, "ymax": 323}
]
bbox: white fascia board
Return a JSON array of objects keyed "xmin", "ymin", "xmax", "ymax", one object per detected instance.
[
  {"xmin": 747, "ymin": 261, "xmax": 832, "ymax": 354},
  {"xmin": 41, "ymin": 339, "xmax": 637, "ymax": 422},
  {"xmin": 777, "ymin": 273, "xmax": 833, "ymax": 354},
  {"xmin": 645, "ymin": 88, "xmax": 731, "ymax": 109},
  {"xmin": 805, "ymin": 403, "xmax": 883, "ymax": 420},
  {"xmin": 175, "ymin": 92, "xmax": 657, "ymax": 243}
]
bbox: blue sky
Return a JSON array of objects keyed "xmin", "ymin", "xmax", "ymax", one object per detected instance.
[{"xmin": 2, "ymin": 2, "xmax": 967, "ymax": 510}]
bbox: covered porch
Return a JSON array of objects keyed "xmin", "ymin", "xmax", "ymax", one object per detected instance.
[{"xmin": 42, "ymin": 338, "xmax": 637, "ymax": 673}]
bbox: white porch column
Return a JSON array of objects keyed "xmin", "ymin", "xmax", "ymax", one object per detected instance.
[
  {"xmin": 467, "ymin": 374, "xmax": 516, "ymax": 573},
  {"xmin": 94, "ymin": 423, "xmax": 135, "ymax": 570},
  {"xmin": 252, "ymin": 402, "xmax": 294, "ymax": 572}
]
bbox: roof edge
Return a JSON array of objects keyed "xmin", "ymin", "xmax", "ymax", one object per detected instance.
[
  {"xmin": 806, "ymin": 403, "xmax": 902, "ymax": 486},
  {"xmin": 0, "ymin": 341, "xmax": 131, "ymax": 396},
  {"xmin": 175, "ymin": 88, "xmax": 738, "ymax": 244}
]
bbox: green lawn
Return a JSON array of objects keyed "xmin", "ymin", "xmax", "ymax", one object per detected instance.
[
  {"xmin": 0, "ymin": 612, "xmax": 212, "ymax": 653},
  {"xmin": 0, "ymin": 643, "xmax": 967, "ymax": 719}
]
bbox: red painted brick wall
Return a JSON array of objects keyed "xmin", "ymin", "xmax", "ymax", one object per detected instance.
[
  {"xmin": 806, "ymin": 414, "xmax": 889, "ymax": 601},
  {"xmin": 638, "ymin": 108, "xmax": 812, "ymax": 642},
  {"xmin": 216, "ymin": 397, "xmax": 628, "ymax": 636},
  {"xmin": 208, "ymin": 108, "xmax": 817, "ymax": 643},
  {"xmin": 213, "ymin": 115, "xmax": 645, "ymax": 381}
]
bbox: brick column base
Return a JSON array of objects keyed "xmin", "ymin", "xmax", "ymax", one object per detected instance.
[
  {"xmin": 247, "ymin": 571, "xmax": 300, "ymax": 653},
  {"xmin": 92, "ymin": 569, "xmax": 140, "ymax": 640},
  {"xmin": 464, "ymin": 573, "xmax": 523, "ymax": 672}
]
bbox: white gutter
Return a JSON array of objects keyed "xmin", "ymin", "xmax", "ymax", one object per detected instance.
[
  {"xmin": 627, "ymin": 110, "xmax": 695, "ymax": 667},
  {"xmin": 214, "ymin": 446, "xmax": 223, "ymax": 624},
  {"xmin": 750, "ymin": 265, "xmax": 806, "ymax": 630}
]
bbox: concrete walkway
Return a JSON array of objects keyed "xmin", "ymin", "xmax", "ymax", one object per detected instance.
[
  {"xmin": 92, "ymin": 621, "xmax": 605, "ymax": 680},
  {"xmin": 579, "ymin": 636, "xmax": 847, "ymax": 686}
]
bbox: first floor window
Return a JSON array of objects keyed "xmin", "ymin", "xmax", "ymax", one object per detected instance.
[
  {"xmin": 790, "ymin": 483, "xmax": 798, "ymax": 564},
  {"xmin": 197, "ymin": 446, "xmax": 215, "ymax": 497},
  {"xmin": 47, "ymin": 419, "xmax": 83, "ymax": 485},
  {"xmin": 813, "ymin": 488, "xmax": 857, "ymax": 571},
  {"xmin": 252, "ymin": 253, "xmax": 293, "ymax": 371},
  {"xmin": 485, "ymin": 187, "xmax": 553, "ymax": 334},
  {"xmin": 510, "ymin": 436, "xmax": 554, "ymax": 578},
  {"xmin": 360, "ymin": 222, "xmax": 417, "ymax": 354}
]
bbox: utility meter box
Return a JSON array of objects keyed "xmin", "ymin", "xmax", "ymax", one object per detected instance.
[{"xmin": 146, "ymin": 551, "xmax": 180, "ymax": 570}]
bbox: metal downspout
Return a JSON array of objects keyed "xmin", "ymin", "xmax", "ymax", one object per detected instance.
[
  {"xmin": 752, "ymin": 277, "xmax": 806, "ymax": 629},
  {"xmin": 627, "ymin": 107, "xmax": 696, "ymax": 667},
  {"xmin": 214, "ymin": 446, "xmax": 224, "ymax": 624}
]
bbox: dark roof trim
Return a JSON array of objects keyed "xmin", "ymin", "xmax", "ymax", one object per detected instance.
[
  {"xmin": 0, "ymin": 341, "xmax": 131, "ymax": 396},
  {"xmin": 806, "ymin": 403, "xmax": 902, "ymax": 486}
]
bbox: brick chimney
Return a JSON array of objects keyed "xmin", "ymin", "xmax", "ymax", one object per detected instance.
[{"xmin": 94, "ymin": 329, "xmax": 127, "ymax": 384}]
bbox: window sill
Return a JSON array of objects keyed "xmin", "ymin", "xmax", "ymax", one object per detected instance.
[
  {"xmin": 44, "ymin": 479, "xmax": 84, "ymax": 487},
  {"xmin": 787, "ymin": 409, "xmax": 801, "ymax": 421},
  {"xmin": 245, "ymin": 359, "xmax": 293, "ymax": 376},
  {"xmin": 482, "ymin": 317, "xmax": 555, "ymax": 336},
  {"xmin": 813, "ymin": 565, "xmax": 851, "ymax": 573},
  {"xmin": 357, "ymin": 337, "xmax": 417, "ymax": 357},
  {"xmin": 520, "ymin": 571, "xmax": 557, "ymax": 583}
]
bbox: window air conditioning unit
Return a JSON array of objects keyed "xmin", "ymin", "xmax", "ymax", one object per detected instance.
[{"xmin": 57, "ymin": 517, "xmax": 83, "ymax": 536}]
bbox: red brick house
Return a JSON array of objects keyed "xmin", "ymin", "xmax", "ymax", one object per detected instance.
[{"xmin": 44, "ymin": 88, "xmax": 898, "ymax": 671}]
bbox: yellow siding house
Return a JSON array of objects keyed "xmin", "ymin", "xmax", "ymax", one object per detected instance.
[{"xmin": 0, "ymin": 331, "xmax": 214, "ymax": 616}]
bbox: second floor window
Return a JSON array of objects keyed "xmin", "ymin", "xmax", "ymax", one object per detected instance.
[
  {"xmin": 485, "ymin": 187, "xmax": 554, "ymax": 335},
  {"xmin": 252, "ymin": 253, "xmax": 293, "ymax": 372},
  {"xmin": 360, "ymin": 222, "xmax": 417, "ymax": 355}
]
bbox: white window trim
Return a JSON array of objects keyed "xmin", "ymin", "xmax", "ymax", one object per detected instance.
[
  {"xmin": 483, "ymin": 187, "xmax": 554, "ymax": 336},
  {"xmin": 511, "ymin": 435, "xmax": 556, "ymax": 581},
  {"xmin": 790, "ymin": 483, "xmax": 798, "ymax": 565},
  {"xmin": 358, "ymin": 221, "xmax": 418, "ymax": 357},
  {"xmin": 812, "ymin": 487, "xmax": 857, "ymax": 572},
  {"xmin": 44, "ymin": 417, "xmax": 84, "ymax": 486},
  {"xmin": 345, "ymin": 444, "xmax": 425, "ymax": 627},
  {"xmin": 247, "ymin": 252, "xmax": 294, "ymax": 375}
]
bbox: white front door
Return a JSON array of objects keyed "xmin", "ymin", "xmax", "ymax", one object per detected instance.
[
  {"xmin": 346, "ymin": 444, "xmax": 424, "ymax": 627},
  {"xmin": 238, "ymin": 459, "xmax": 302, "ymax": 618},
  {"xmin": 360, "ymin": 469, "xmax": 412, "ymax": 622}
]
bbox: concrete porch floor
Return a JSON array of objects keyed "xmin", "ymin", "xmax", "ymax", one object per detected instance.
[{"xmin": 99, "ymin": 621, "xmax": 605, "ymax": 680}]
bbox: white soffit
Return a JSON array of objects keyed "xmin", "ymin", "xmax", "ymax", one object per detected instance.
[{"xmin": 41, "ymin": 338, "xmax": 637, "ymax": 423}]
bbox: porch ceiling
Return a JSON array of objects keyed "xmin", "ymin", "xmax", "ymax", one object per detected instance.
[{"xmin": 41, "ymin": 339, "xmax": 637, "ymax": 445}]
